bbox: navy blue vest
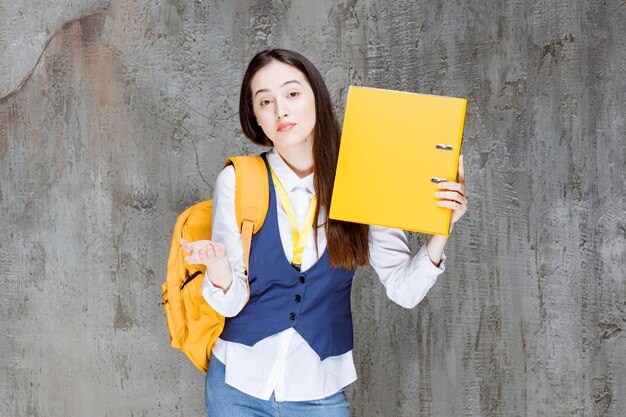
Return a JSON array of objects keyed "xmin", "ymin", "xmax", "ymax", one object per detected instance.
[{"xmin": 220, "ymin": 155, "xmax": 357, "ymax": 360}]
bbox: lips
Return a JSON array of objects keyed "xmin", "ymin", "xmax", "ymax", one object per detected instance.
[{"xmin": 277, "ymin": 122, "xmax": 296, "ymax": 132}]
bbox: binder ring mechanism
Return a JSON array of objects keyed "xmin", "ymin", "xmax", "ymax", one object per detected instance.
[
  {"xmin": 430, "ymin": 143, "xmax": 454, "ymax": 184},
  {"xmin": 431, "ymin": 144, "xmax": 453, "ymax": 183}
]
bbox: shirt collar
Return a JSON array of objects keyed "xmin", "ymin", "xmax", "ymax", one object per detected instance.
[{"xmin": 267, "ymin": 148, "xmax": 316, "ymax": 194}]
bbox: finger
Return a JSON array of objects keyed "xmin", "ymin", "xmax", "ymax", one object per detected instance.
[
  {"xmin": 437, "ymin": 181, "xmax": 464, "ymax": 194},
  {"xmin": 181, "ymin": 238, "xmax": 198, "ymax": 252},
  {"xmin": 180, "ymin": 239, "xmax": 193, "ymax": 254},
  {"xmin": 207, "ymin": 243, "xmax": 217, "ymax": 258},
  {"xmin": 213, "ymin": 242, "xmax": 225, "ymax": 257},
  {"xmin": 458, "ymin": 154, "xmax": 465, "ymax": 184},
  {"xmin": 202, "ymin": 244, "xmax": 214, "ymax": 260},
  {"xmin": 437, "ymin": 200, "xmax": 463, "ymax": 210},
  {"xmin": 434, "ymin": 191, "xmax": 466, "ymax": 204}
]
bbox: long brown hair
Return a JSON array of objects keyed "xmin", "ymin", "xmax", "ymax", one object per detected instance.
[{"xmin": 239, "ymin": 49, "xmax": 369, "ymax": 270}]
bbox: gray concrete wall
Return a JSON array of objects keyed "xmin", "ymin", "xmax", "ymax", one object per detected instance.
[{"xmin": 1, "ymin": 1, "xmax": 624, "ymax": 416}]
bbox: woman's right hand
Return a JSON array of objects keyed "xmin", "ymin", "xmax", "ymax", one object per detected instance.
[{"xmin": 180, "ymin": 238, "xmax": 233, "ymax": 292}]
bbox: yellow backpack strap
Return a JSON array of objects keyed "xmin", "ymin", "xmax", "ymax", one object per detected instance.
[{"xmin": 224, "ymin": 155, "xmax": 269, "ymax": 273}]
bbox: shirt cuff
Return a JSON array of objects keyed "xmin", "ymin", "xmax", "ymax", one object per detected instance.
[
  {"xmin": 202, "ymin": 274, "xmax": 248, "ymax": 317},
  {"xmin": 203, "ymin": 274, "xmax": 230, "ymax": 296},
  {"xmin": 420, "ymin": 243, "xmax": 446, "ymax": 273}
]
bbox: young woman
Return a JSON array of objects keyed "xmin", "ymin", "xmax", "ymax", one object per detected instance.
[{"xmin": 180, "ymin": 49, "xmax": 468, "ymax": 417}]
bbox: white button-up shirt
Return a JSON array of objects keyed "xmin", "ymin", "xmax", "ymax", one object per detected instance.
[{"xmin": 202, "ymin": 148, "xmax": 446, "ymax": 401}]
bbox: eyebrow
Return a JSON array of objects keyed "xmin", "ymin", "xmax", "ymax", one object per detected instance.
[{"xmin": 254, "ymin": 80, "xmax": 302, "ymax": 98}]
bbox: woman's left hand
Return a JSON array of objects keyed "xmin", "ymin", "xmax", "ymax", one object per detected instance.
[{"xmin": 434, "ymin": 154, "xmax": 468, "ymax": 227}]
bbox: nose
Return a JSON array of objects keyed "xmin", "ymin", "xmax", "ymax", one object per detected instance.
[{"xmin": 275, "ymin": 99, "xmax": 288, "ymax": 120}]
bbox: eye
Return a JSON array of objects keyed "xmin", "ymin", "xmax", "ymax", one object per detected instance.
[
  {"xmin": 288, "ymin": 91, "xmax": 300, "ymax": 98},
  {"xmin": 259, "ymin": 99, "xmax": 271, "ymax": 106}
]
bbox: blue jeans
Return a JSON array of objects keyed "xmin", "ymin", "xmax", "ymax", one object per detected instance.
[{"xmin": 205, "ymin": 355, "xmax": 351, "ymax": 417}]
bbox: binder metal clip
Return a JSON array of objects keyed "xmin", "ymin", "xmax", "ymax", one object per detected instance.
[{"xmin": 430, "ymin": 177, "xmax": 447, "ymax": 183}]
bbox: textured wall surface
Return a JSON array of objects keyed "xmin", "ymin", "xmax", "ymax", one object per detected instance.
[{"xmin": 1, "ymin": 1, "xmax": 625, "ymax": 416}]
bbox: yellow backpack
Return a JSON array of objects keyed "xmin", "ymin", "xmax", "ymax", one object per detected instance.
[{"xmin": 161, "ymin": 156, "xmax": 269, "ymax": 372}]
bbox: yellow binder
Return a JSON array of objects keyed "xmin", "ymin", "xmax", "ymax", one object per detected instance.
[{"xmin": 329, "ymin": 86, "xmax": 467, "ymax": 236}]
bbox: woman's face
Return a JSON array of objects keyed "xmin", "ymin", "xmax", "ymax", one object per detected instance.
[{"xmin": 250, "ymin": 60, "xmax": 316, "ymax": 150}]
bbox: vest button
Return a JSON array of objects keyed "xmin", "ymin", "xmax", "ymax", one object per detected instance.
[
  {"xmin": 298, "ymin": 275, "xmax": 306, "ymax": 284},
  {"xmin": 289, "ymin": 312, "xmax": 297, "ymax": 320},
  {"xmin": 294, "ymin": 294, "xmax": 302, "ymax": 302}
]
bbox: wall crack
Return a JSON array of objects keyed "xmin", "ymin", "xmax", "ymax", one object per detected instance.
[{"xmin": 0, "ymin": 4, "xmax": 111, "ymax": 103}]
